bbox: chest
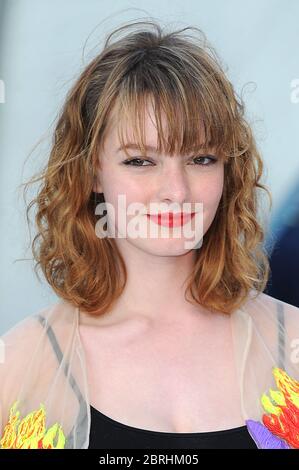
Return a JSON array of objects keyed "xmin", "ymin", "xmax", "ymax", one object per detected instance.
[{"xmin": 79, "ymin": 318, "xmax": 245, "ymax": 433}]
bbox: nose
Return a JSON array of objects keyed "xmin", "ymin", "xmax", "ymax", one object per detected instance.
[{"xmin": 155, "ymin": 160, "xmax": 191, "ymax": 206}]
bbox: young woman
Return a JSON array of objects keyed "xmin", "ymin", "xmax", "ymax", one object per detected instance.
[{"xmin": 0, "ymin": 20, "xmax": 299, "ymax": 450}]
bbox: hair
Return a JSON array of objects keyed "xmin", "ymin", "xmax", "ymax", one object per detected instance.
[{"xmin": 21, "ymin": 19, "xmax": 272, "ymax": 316}]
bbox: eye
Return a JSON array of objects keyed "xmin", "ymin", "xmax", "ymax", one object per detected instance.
[
  {"xmin": 122, "ymin": 158, "xmax": 154, "ymax": 167},
  {"xmin": 122, "ymin": 155, "xmax": 218, "ymax": 167},
  {"xmin": 191, "ymin": 155, "xmax": 217, "ymax": 166}
]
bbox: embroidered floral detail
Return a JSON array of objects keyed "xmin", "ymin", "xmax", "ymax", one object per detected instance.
[
  {"xmin": 0, "ymin": 401, "xmax": 66, "ymax": 449},
  {"xmin": 246, "ymin": 367, "xmax": 299, "ymax": 449}
]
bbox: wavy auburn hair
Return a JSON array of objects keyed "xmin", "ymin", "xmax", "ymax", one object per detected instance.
[{"xmin": 22, "ymin": 20, "xmax": 272, "ymax": 316}]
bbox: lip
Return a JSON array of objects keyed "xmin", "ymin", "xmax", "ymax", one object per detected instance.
[{"xmin": 146, "ymin": 212, "xmax": 196, "ymax": 227}]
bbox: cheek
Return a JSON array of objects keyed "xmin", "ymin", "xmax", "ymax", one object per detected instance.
[
  {"xmin": 194, "ymin": 172, "xmax": 224, "ymax": 235},
  {"xmin": 194, "ymin": 169, "xmax": 224, "ymax": 209},
  {"xmin": 101, "ymin": 177, "xmax": 150, "ymax": 237},
  {"xmin": 101, "ymin": 172, "xmax": 150, "ymax": 220}
]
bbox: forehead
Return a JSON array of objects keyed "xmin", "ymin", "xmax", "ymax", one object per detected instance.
[
  {"xmin": 103, "ymin": 98, "xmax": 207, "ymax": 155},
  {"xmin": 106, "ymin": 100, "xmax": 164, "ymax": 146}
]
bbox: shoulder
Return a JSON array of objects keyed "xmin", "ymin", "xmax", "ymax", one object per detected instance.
[
  {"xmin": 240, "ymin": 289, "xmax": 299, "ymax": 343},
  {"xmin": 0, "ymin": 301, "xmax": 78, "ymax": 424},
  {"xmin": 0, "ymin": 300, "xmax": 77, "ymax": 363},
  {"xmin": 0, "ymin": 301, "xmax": 76, "ymax": 398},
  {"xmin": 236, "ymin": 292, "xmax": 299, "ymax": 449},
  {"xmin": 240, "ymin": 289, "xmax": 299, "ymax": 324},
  {"xmin": 0, "ymin": 309, "xmax": 46, "ymax": 373},
  {"xmin": 0, "ymin": 302, "xmax": 89, "ymax": 449},
  {"xmin": 238, "ymin": 289, "xmax": 299, "ymax": 372}
]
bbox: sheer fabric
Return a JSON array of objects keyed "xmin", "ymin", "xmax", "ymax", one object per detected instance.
[{"xmin": 0, "ymin": 290, "xmax": 298, "ymax": 449}]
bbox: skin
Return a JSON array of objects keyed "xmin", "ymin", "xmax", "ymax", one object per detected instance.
[
  {"xmin": 79, "ymin": 100, "xmax": 245, "ymax": 433},
  {"xmin": 92, "ymin": 100, "xmax": 225, "ymax": 324}
]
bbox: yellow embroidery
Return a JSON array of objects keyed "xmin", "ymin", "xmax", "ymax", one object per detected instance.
[{"xmin": 0, "ymin": 401, "xmax": 66, "ymax": 449}]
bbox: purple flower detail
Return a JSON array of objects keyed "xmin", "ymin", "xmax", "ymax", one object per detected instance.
[{"xmin": 246, "ymin": 419, "xmax": 291, "ymax": 449}]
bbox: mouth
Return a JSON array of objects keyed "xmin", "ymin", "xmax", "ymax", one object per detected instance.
[{"xmin": 146, "ymin": 212, "xmax": 196, "ymax": 227}]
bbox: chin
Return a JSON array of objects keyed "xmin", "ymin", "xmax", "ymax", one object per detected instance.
[{"xmin": 127, "ymin": 237, "xmax": 201, "ymax": 256}]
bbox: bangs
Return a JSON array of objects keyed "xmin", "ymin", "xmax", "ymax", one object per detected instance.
[{"xmin": 107, "ymin": 56, "xmax": 239, "ymax": 161}]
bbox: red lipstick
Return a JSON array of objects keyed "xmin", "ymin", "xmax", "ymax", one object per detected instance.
[{"xmin": 146, "ymin": 212, "xmax": 196, "ymax": 227}]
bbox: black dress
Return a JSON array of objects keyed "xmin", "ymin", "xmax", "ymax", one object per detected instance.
[{"xmin": 88, "ymin": 405, "xmax": 257, "ymax": 449}]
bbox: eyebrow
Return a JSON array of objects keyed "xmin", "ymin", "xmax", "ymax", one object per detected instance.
[
  {"xmin": 116, "ymin": 142, "xmax": 216, "ymax": 156},
  {"xmin": 117, "ymin": 143, "xmax": 158, "ymax": 153}
]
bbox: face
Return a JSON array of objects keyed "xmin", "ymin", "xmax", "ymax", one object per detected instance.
[{"xmin": 93, "ymin": 101, "xmax": 224, "ymax": 257}]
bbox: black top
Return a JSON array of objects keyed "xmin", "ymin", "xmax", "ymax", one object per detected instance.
[{"xmin": 88, "ymin": 405, "xmax": 257, "ymax": 449}]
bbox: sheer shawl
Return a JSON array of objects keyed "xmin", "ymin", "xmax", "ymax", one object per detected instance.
[
  {"xmin": 0, "ymin": 301, "xmax": 90, "ymax": 449},
  {"xmin": 0, "ymin": 291, "xmax": 298, "ymax": 449}
]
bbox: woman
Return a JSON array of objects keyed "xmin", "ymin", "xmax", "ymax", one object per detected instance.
[{"xmin": 0, "ymin": 20, "xmax": 299, "ymax": 450}]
